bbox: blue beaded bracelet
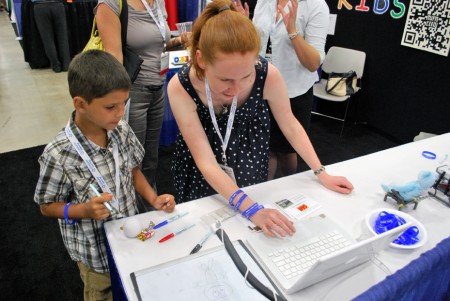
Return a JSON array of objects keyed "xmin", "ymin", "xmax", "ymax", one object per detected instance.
[
  {"xmin": 234, "ymin": 193, "xmax": 247, "ymax": 211},
  {"xmin": 64, "ymin": 202, "xmax": 78, "ymax": 225},
  {"xmin": 228, "ymin": 189, "xmax": 244, "ymax": 206}
]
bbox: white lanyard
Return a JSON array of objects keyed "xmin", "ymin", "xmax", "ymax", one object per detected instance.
[
  {"xmin": 205, "ymin": 78, "xmax": 238, "ymax": 165},
  {"xmin": 141, "ymin": 0, "xmax": 166, "ymax": 47},
  {"xmin": 65, "ymin": 121, "xmax": 121, "ymax": 211}
]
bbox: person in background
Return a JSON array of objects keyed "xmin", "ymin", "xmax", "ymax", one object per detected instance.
[
  {"xmin": 32, "ymin": 0, "xmax": 71, "ymax": 73},
  {"xmin": 252, "ymin": 0, "xmax": 330, "ymax": 179},
  {"xmin": 34, "ymin": 50, "xmax": 176, "ymax": 300},
  {"xmin": 0, "ymin": 0, "xmax": 7, "ymax": 12},
  {"xmin": 168, "ymin": 0, "xmax": 353, "ymax": 238},
  {"xmin": 95, "ymin": 0, "xmax": 187, "ymax": 212}
]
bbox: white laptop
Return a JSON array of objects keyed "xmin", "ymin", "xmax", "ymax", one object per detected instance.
[{"xmin": 246, "ymin": 214, "xmax": 411, "ymax": 294}]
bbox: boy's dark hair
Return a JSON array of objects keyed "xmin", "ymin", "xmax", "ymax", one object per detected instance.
[{"xmin": 68, "ymin": 50, "xmax": 131, "ymax": 103}]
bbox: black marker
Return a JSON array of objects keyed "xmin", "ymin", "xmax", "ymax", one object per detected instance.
[{"xmin": 190, "ymin": 230, "xmax": 213, "ymax": 254}]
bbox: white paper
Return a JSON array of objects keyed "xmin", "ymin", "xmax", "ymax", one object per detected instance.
[{"xmin": 274, "ymin": 193, "xmax": 322, "ymax": 220}]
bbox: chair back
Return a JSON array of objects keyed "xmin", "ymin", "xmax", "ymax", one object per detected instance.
[{"xmin": 322, "ymin": 46, "xmax": 366, "ymax": 78}]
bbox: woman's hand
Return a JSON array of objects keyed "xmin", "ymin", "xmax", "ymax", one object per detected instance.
[
  {"xmin": 318, "ymin": 172, "xmax": 354, "ymax": 194},
  {"xmin": 179, "ymin": 32, "xmax": 191, "ymax": 47},
  {"xmin": 151, "ymin": 194, "xmax": 176, "ymax": 213},
  {"xmin": 278, "ymin": 0, "xmax": 298, "ymax": 34},
  {"xmin": 234, "ymin": 0, "xmax": 250, "ymax": 18},
  {"xmin": 250, "ymin": 208, "xmax": 296, "ymax": 237}
]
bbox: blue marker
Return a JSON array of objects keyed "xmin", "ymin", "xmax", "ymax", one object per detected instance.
[
  {"xmin": 89, "ymin": 184, "xmax": 114, "ymax": 215},
  {"xmin": 153, "ymin": 212, "xmax": 189, "ymax": 229}
]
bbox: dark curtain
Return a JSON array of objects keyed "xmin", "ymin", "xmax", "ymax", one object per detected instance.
[
  {"xmin": 67, "ymin": 0, "xmax": 97, "ymax": 56},
  {"xmin": 177, "ymin": 0, "xmax": 198, "ymax": 22}
]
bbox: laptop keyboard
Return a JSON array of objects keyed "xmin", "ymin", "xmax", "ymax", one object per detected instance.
[{"xmin": 267, "ymin": 230, "xmax": 352, "ymax": 279}]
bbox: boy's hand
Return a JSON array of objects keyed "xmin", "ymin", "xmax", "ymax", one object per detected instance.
[
  {"xmin": 86, "ymin": 193, "xmax": 113, "ymax": 220},
  {"xmin": 152, "ymin": 194, "xmax": 176, "ymax": 213}
]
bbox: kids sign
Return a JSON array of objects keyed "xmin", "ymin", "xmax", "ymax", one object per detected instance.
[{"xmin": 336, "ymin": 0, "xmax": 407, "ymax": 19}]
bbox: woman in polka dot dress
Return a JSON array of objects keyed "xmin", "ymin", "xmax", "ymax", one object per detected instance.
[{"xmin": 167, "ymin": 0, "xmax": 353, "ymax": 237}]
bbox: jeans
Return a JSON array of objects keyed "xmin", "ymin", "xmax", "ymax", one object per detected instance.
[
  {"xmin": 33, "ymin": 2, "xmax": 71, "ymax": 72},
  {"xmin": 128, "ymin": 83, "xmax": 165, "ymax": 212}
]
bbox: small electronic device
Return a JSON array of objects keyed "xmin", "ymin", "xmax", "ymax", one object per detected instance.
[{"xmin": 428, "ymin": 165, "xmax": 450, "ymax": 207}]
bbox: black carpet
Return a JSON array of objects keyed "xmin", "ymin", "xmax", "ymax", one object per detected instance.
[{"xmin": 0, "ymin": 116, "xmax": 400, "ymax": 300}]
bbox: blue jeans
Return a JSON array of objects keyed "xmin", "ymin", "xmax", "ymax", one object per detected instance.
[{"xmin": 128, "ymin": 84, "xmax": 165, "ymax": 212}]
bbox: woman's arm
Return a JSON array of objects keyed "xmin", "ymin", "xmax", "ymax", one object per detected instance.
[
  {"xmin": 265, "ymin": 64, "xmax": 354, "ymax": 194},
  {"xmin": 96, "ymin": 3, "xmax": 123, "ymax": 63},
  {"xmin": 279, "ymin": 0, "xmax": 326, "ymax": 72}
]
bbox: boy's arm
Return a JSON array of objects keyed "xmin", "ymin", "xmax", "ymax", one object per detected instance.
[
  {"xmin": 35, "ymin": 147, "xmax": 115, "ymax": 221},
  {"xmin": 40, "ymin": 193, "xmax": 114, "ymax": 221},
  {"xmin": 132, "ymin": 167, "xmax": 175, "ymax": 213}
]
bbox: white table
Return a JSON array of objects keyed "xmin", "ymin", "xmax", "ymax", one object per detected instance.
[{"xmin": 105, "ymin": 133, "xmax": 450, "ymax": 301}]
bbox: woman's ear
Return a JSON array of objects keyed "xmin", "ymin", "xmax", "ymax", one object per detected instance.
[{"xmin": 196, "ymin": 49, "xmax": 206, "ymax": 70}]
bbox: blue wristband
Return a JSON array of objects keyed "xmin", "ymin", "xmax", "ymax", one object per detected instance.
[
  {"xmin": 245, "ymin": 204, "xmax": 264, "ymax": 220},
  {"xmin": 242, "ymin": 203, "xmax": 258, "ymax": 216},
  {"xmin": 228, "ymin": 189, "xmax": 243, "ymax": 206},
  {"xmin": 64, "ymin": 202, "xmax": 78, "ymax": 225},
  {"xmin": 422, "ymin": 151, "xmax": 436, "ymax": 160},
  {"xmin": 234, "ymin": 193, "xmax": 247, "ymax": 211},
  {"xmin": 242, "ymin": 202, "xmax": 260, "ymax": 219}
]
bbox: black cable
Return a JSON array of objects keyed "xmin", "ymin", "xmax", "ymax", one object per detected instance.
[{"xmin": 214, "ymin": 228, "xmax": 287, "ymax": 301}]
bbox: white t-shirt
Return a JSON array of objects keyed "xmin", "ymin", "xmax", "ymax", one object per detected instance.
[{"xmin": 253, "ymin": 0, "xmax": 330, "ymax": 97}]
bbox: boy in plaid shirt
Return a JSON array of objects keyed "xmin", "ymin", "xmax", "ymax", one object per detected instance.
[{"xmin": 34, "ymin": 50, "xmax": 176, "ymax": 300}]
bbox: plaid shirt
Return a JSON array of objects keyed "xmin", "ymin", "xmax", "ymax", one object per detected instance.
[{"xmin": 34, "ymin": 112, "xmax": 144, "ymax": 273}]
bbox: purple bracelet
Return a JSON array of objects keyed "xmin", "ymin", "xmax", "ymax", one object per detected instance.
[
  {"xmin": 244, "ymin": 204, "xmax": 264, "ymax": 220},
  {"xmin": 64, "ymin": 202, "xmax": 78, "ymax": 225},
  {"xmin": 234, "ymin": 193, "xmax": 247, "ymax": 211},
  {"xmin": 242, "ymin": 202, "xmax": 259, "ymax": 218},
  {"xmin": 228, "ymin": 189, "xmax": 244, "ymax": 206}
]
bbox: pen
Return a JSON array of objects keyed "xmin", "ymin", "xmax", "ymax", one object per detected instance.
[
  {"xmin": 89, "ymin": 184, "xmax": 114, "ymax": 215},
  {"xmin": 153, "ymin": 212, "xmax": 189, "ymax": 229},
  {"xmin": 159, "ymin": 224, "xmax": 196, "ymax": 243},
  {"xmin": 189, "ymin": 229, "xmax": 213, "ymax": 254}
]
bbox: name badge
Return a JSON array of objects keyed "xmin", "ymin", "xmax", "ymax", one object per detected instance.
[
  {"xmin": 160, "ymin": 52, "xmax": 169, "ymax": 75},
  {"xmin": 219, "ymin": 164, "xmax": 237, "ymax": 183}
]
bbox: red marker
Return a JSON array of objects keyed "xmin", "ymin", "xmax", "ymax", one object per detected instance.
[{"xmin": 159, "ymin": 224, "xmax": 196, "ymax": 243}]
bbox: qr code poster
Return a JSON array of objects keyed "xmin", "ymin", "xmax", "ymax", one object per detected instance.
[{"xmin": 401, "ymin": 0, "xmax": 450, "ymax": 56}]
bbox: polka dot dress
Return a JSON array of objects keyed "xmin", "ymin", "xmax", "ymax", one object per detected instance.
[{"xmin": 172, "ymin": 58, "xmax": 270, "ymax": 202}]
